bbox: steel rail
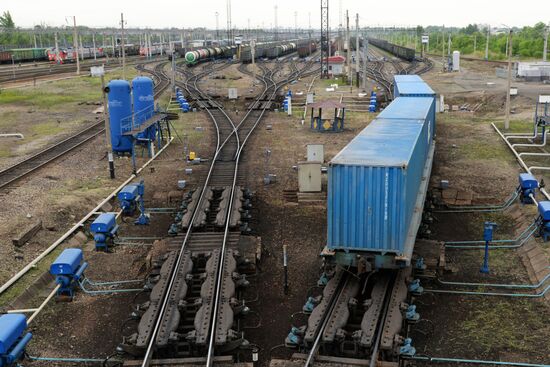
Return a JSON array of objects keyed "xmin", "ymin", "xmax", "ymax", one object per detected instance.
[{"xmin": 0, "ymin": 61, "xmax": 170, "ymax": 191}]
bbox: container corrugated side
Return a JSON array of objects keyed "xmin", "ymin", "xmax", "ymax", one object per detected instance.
[{"xmin": 327, "ymin": 118, "xmax": 429, "ymax": 255}]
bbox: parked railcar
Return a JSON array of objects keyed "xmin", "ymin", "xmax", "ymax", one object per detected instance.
[
  {"xmin": 325, "ymin": 76, "xmax": 435, "ymax": 270},
  {"xmin": 368, "ymin": 38, "xmax": 415, "ymax": 62}
]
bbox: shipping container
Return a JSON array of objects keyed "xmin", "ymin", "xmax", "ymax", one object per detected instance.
[
  {"xmin": 393, "ymin": 80, "xmax": 435, "ymax": 98},
  {"xmin": 378, "ymin": 96, "xmax": 436, "ymax": 139},
  {"xmin": 327, "ymin": 116, "xmax": 433, "ymax": 268}
]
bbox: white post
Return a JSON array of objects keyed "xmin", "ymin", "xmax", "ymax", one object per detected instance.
[
  {"xmin": 505, "ymin": 29, "xmax": 513, "ymax": 130},
  {"xmin": 355, "ymin": 13, "xmax": 359, "ymax": 86}
]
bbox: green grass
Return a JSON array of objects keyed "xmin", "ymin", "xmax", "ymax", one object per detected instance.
[
  {"xmin": 458, "ymin": 139, "xmax": 512, "ymax": 160},
  {"xmin": 31, "ymin": 121, "xmax": 65, "ymax": 136},
  {"xmin": 0, "ymin": 247, "xmax": 64, "ymax": 307},
  {"xmin": 460, "ymin": 298, "xmax": 549, "ymax": 354}
]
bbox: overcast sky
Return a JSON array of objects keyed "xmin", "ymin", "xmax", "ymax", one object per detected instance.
[{"xmin": 6, "ymin": 0, "xmax": 549, "ymax": 29}]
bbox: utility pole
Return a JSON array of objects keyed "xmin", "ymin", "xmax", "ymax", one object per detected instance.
[
  {"xmin": 227, "ymin": 0, "xmax": 232, "ymax": 44},
  {"xmin": 33, "ymin": 33, "xmax": 37, "ymax": 48},
  {"xmin": 362, "ymin": 36, "xmax": 368, "ymax": 91},
  {"xmin": 72, "ymin": 16, "xmax": 80, "ymax": 75},
  {"xmin": 505, "ymin": 29, "xmax": 513, "ymax": 130},
  {"xmin": 485, "ymin": 26, "xmax": 490, "ymax": 60},
  {"xmin": 54, "ymin": 32, "xmax": 60, "ymax": 63},
  {"xmin": 92, "ymin": 33, "xmax": 97, "ymax": 61},
  {"xmin": 355, "ymin": 13, "xmax": 359, "ymax": 86},
  {"xmin": 473, "ymin": 34, "xmax": 477, "ymax": 54},
  {"xmin": 274, "ymin": 4, "xmax": 278, "ymax": 41},
  {"xmin": 294, "ymin": 12, "xmax": 298, "ymax": 39},
  {"xmin": 79, "ymin": 35, "xmax": 84, "ymax": 61},
  {"xmin": 544, "ymin": 23, "xmax": 549, "ymax": 62},
  {"xmin": 215, "ymin": 12, "xmax": 219, "ymax": 42},
  {"xmin": 346, "ymin": 11, "xmax": 351, "ymax": 86},
  {"xmin": 320, "ymin": 0, "xmax": 329, "ymax": 79},
  {"xmin": 121, "ymin": 13, "xmax": 126, "ymax": 80}
]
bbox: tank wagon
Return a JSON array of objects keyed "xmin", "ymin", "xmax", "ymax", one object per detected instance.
[
  {"xmin": 184, "ymin": 45, "xmax": 237, "ymax": 65},
  {"xmin": 324, "ymin": 75, "xmax": 436, "ymax": 270},
  {"xmin": 368, "ymin": 38, "xmax": 416, "ymax": 62}
]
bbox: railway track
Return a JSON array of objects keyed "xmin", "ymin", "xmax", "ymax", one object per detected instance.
[
  {"xmin": 0, "ymin": 61, "xmax": 170, "ymax": 191},
  {"xmin": 298, "ymin": 268, "xmax": 412, "ymax": 367},
  {"xmin": 119, "ymin": 59, "xmax": 318, "ymax": 367},
  {"xmin": 0, "ymin": 56, "xmax": 146, "ymax": 84}
]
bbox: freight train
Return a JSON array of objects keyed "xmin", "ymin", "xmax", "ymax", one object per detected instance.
[
  {"xmin": 368, "ymin": 38, "xmax": 416, "ymax": 62},
  {"xmin": 324, "ymin": 74, "xmax": 436, "ymax": 271},
  {"xmin": 183, "ymin": 41, "xmax": 300, "ymax": 65}
]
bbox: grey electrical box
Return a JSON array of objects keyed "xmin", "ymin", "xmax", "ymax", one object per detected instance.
[
  {"xmin": 228, "ymin": 88, "xmax": 238, "ymax": 99},
  {"xmin": 298, "ymin": 161, "xmax": 322, "ymax": 192},
  {"xmin": 307, "ymin": 144, "xmax": 324, "ymax": 162}
]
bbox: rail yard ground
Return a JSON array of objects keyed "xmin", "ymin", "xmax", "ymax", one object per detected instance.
[{"xmin": 0, "ymin": 54, "xmax": 549, "ymax": 367}]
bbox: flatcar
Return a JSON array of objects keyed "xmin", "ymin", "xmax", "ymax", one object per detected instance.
[{"xmin": 324, "ymin": 75, "xmax": 435, "ymax": 271}]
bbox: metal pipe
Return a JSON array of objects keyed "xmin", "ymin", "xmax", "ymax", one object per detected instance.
[
  {"xmin": 435, "ymin": 189, "xmax": 519, "ymax": 213},
  {"xmin": 437, "ymin": 267, "xmax": 550, "ymax": 289},
  {"xmin": 27, "ymin": 284, "xmax": 61, "ymax": 325},
  {"xmin": 6, "ymin": 308, "xmax": 38, "ymax": 313},
  {"xmin": 0, "ymin": 133, "xmax": 24, "ymax": 139},
  {"xmin": 78, "ymin": 280, "xmax": 142, "ymax": 295},
  {"xmin": 28, "ymin": 355, "xmax": 108, "ymax": 364},
  {"xmin": 425, "ymin": 284, "xmax": 550, "ymax": 297},
  {"xmin": 492, "ymin": 123, "xmax": 550, "ymax": 201},
  {"xmin": 0, "ymin": 137, "xmax": 174, "ymax": 296},
  {"xmin": 445, "ymin": 222, "xmax": 536, "ymax": 249},
  {"xmin": 512, "ymin": 126, "xmax": 547, "ymax": 148},
  {"xmin": 409, "ymin": 355, "xmax": 550, "ymax": 367}
]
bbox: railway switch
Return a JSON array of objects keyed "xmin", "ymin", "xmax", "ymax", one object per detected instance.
[
  {"xmin": 118, "ymin": 180, "xmax": 149, "ymax": 225},
  {"xmin": 519, "ymin": 173, "xmax": 538, "ymax": 204},
  {"xmin": 537, "ymin": 201, "xmax": 550, "ymax": 241},
  {"xmin": 90, "ymin": 213, "xmax": 119, "ymax": 251},
  {"xmin": 49, "ymin": 248, "xmax": 88, "ymax": 298},
  {"xmin": 0, "ymin": 314, "xmax": 33, "ymax": 367}
]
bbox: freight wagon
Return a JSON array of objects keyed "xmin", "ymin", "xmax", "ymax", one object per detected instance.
[
  {"xmin": 0, "ymin": 48, "xmax": 48, "ymax": 63},
  {"xmin": 367, "ymin": 38, "xmax": 415, "ymax": 62},
  {"xmin": 325, "ymin": 76, "xmax": 435, "ymax": 270}
]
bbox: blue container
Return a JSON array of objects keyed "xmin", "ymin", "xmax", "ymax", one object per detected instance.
[
  {"xmin": 394, "ymin": 80, "xmax": 435, "ymax": 98},
  {"xmin": 393, "ymin": 75, "xmax": 424, "ymax": 97},
  {"xmin": 0, "ymin": 314, "xmax": 27, "ymax": 354},
  {"xmin": 132, "ymin": 77, "xmax": 155, "ymax": 140},
  {"xmin": 108, "ymin": 80, "xmax": 133, "ymax": 153},
  {"xmin": 327, "ymin": 116, "xmax": 432, "ymax": 266},
  {"xmin": 90, "ymin": 213, "xmax": 117, "ymax": 233},
  {"xmin": 378, "ymin": 97, "xmax": 436, "ymax": 140},
  {"xmin": 50, "ymin": 248, "xmax": 83, "ymax": 276}
]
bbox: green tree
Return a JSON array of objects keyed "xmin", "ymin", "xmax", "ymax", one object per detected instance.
[{"xmin": 0, "ymin": 11, "xmax": 15, "ymax": 29}]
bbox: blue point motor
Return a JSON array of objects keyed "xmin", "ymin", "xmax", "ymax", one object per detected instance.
[
  {"xmin": 0, "ymin": 314, "xmax": 33, "ymax": 367},
  {"xmin": 90, "ymin": 213, "xmax": 119, "ymax": 251},
  {"xmin": 537, "ymin": 201, "xmax": 550, "ymax": 241},
  {"xmin": 118, "ymin": 184, "xmax": 139, "ymax": 215},
  {"xmin": 518, "ymin": 173, "xmax": 538, "ymax": 204},
  {"xmin": 50, "ymin": 248, "xmax": 88, "ymax": 298}
]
